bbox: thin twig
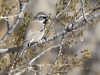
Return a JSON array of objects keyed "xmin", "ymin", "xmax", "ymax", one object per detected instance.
[
  {"xmin": 29, "ymin": 44, "xmax": 60, "ymax": 65},
  {"xmin": 8, "ymin": 0, "xmax": 29, "ymax": 75},
  {"xmin": 6, "ymin": 2, "xmax": 14, "ymax": 30},
  {"xmin": 0, "ymin": 15, "xmax": 18, "ymax": 20},
  {"xmin": 19, "ymin": 0, "xmax": 23, "ymax": 11},
  {"xmin": 81, "ymin": 0, "xmax": 87, "ymax": 20},
  {"xmin": 10, "ymin": 0, "xmax": 25, "ymax": 71},
  {"xmin": 48, "ymin": 0, "xmax": 72, "ymax": 72},
  {"xmin": 0, "ymin": 0, "xmax": 29, "ymax": 46},
  {"xmin": 48, "ymin": 36, "xmax": 65, "ymax": 74},
  {"xmin": 75, "ymin": 0, "xmax": 100, "ymax": 22},
  {"xmin": 45, "ymin": 0, "xmax": 72, "ymax": 38},
  {"xmin": 48, "ymin": 19, "xmax": 69, "ymax": 73},
  {"xmin": 14, "ymin": 66, "xmax": 44, "ymax": 75},
  {"xmin": 11, "ymin": 64, "xmax": 68, "ymax": 73},
  {"xmin": 0, "ymin": 7, "xmax": 100, "ymax": 53},
  {"xmin": 13, "ymin": 65, "xmax": 45, "ymax": 75}
]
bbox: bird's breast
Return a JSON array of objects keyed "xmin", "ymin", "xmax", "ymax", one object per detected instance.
[{"xmin": 33, "ymin": 30, "xmax": 44, "ymax": 42}]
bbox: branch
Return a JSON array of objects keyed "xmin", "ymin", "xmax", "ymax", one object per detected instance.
[
  {"xmin": 30, "ymin": 12, "xmax": 100, "ymax": 48},
  {"xmin": 75, "ymin": 6, "xmax": 100, "ymax": 22},
  {"xmin": 0, "ymin": 10, "xmax": 99, "ymax": 54},
  {"xmin": 48, "ymin": 28, "xmax": 67, "ymax": 74},
  {"xmin": 19, "ymin": 0, "xmax": 23, "ymax": 11},
  {"xmin": 29, "ymin": 44, "xmax": 60, "ymax": 65},
  {"xmin": 14, "ymin": 66, "xmax": 41, "ymax": 75},
  {"xmin": 11, "ymin": 64, "xmax": 69, "ymax": 75},
  {"xmin": 0, "ymin": 0, "xmax": 29, "ymax": 45},
  {"xmin": 45, "ymin": 0, "xmax": 72, "ymax": 38},
  {"xmin": 48, "ymin": 36, "xmax": 65, "ymax": 74},
  {"xmin": 6, "ymin": 2, "xmax": 14, "ymax": 30},
  {"xmin": 0, "ymin": 46, "xmax": 21, "ymax": 53},
  {"xmin": 0, "ymin": 15, "xmax": 19, "ymax": 20},
  {"xmin": 81, "ymin": 0, "xmax": 87, "ymax": 20},
  {"xmin": 48, "ymin": 1, "xmax": 71, "ymax": 71},
  {"xmin": 13, "ymin": 66, "xmax": 44, "ymax": 75}
]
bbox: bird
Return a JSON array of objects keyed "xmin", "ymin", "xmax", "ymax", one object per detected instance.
[{"xmin": 14, "ymin": 12, "xmax": 49, "ymax": 63}]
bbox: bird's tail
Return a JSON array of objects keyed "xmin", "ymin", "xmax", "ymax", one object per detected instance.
[
  {"xmin": 16, "ymin": 41, "xmax": 29, "ymax": 61},
  {"xmin": 10, "ymin": 41, "xmax": 28, "ymax": 69}
]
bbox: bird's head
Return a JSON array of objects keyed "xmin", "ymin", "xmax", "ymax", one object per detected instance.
[{"xmin": 35, "ymin": 12, "xmax": 49, "ymax": 24}]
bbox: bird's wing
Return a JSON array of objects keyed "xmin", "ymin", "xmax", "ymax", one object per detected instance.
[
  {"xmin": 11, "ymin": 20, "xmax": 44, "ymax": 68},
  {"xmin": 23, "ymin": 20, "xmax": 44, "ymax": 42}
]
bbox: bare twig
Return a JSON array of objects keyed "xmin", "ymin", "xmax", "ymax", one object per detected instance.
[
  {"xmin": 30, "ymin": 12, "xmax": 100, "ymax": 48},
  {"xmin": 47, "ymin": 71, "xmax": 67, "ymax": 75},
  {"xmin": 75, "ymin": 4, "xmax": 100, "ymax": 22},
  {"xmin": 8, "ymin": 0, "xmax": 29, "ymax": 75},
  {"xmin": 6, "ymin": 17, "xmax": 10, "ymax": 30},
  {"xmin": 0, "ymin": 0, "xmax": 29, "ymax": 45},
  {"xmin": 19, "ymin": 0, "xmax": 23, "ymax": 11},
  {"xmin": 0, "ymin": 15, "xmax": 18, "ymax": 20},
  {"xmin": 48, "ymin": 36, "xmax": 65, "ymax": 74},
  {"xmin": 6, "ymin": 2, "xmax": 14, "ymax": 30},
  {"xmin": 48, "ymin": 0, "xmax": 72, "ymax": 72},
  {"xmin": 48, "ymin": 20, "xmax": 70, "ymax": 73},
  {"xmin": 0, "ymin": 10, "xmax": 100, "ymax": 54},
  {"xmin": 81, "ymin": 0, "xmax": 87, "ymax": 20},
  {"xmin": 14, "ymin": 66, "xmax": 44, "ymax": 75},
  {"xmin": 45, "ymin": 0, "xmax": 72, "ymax": 38},
  {"xmin": 0, "ymin": 1, "xmax": 99, "ymax": 75},
  {"xmin": 29, "ymin": 44, "xmax": 60, "ymax": 65},
  {"xmin": 10, "ymin": 0, "xmax": 26, "ymax": 71},
  {"xmin": 11, "ymin": 64, "xmax": 68, "ymax": 74}
]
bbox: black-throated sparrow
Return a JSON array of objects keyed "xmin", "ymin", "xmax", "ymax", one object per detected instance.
[
  {"xmin": 9, "ymin": 12, "xmax": 49, "ymax": 73},
  {"xmin": 16, "ymin": 12, "xmax": 49, "ymax": 60}
]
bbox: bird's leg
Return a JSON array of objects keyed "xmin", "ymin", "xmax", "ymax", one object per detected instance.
[
  {"xmin": 28, "ymin": 42, "xmax": 31, "ymax": 47},
  {"xmin": 28, "ymin": 38, "xmax": 35, "ymax": 47},
  {"xmin": 43, "ymin": 36, "xmax": 47, "ymax": 40}
]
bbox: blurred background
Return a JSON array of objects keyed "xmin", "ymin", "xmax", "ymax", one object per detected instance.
[{"xmin": 0, "ymin": 0, "xmax": 100, "ymax": 75}]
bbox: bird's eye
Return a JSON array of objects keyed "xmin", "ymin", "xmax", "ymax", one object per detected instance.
[
  {"xmin": 43, "ymin": 17, "xmax": 46, "ymax": 19},
  {"xmin": 43, "ymin": 17, "xmax": 48, "ymax": 20}
]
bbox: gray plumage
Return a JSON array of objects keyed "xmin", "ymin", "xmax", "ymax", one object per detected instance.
[
  {"xmin": 15, "ymin": 12, "xmax": 49, "ymax": 62},
  {"xmin": 17, "ymin": 20, "xmax": 45, "ymax": 58}
]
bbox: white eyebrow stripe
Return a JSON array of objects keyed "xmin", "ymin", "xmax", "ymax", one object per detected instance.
[{"xmin": 37, "ymin": 15, "xmax": 46, "ymax": 17}]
